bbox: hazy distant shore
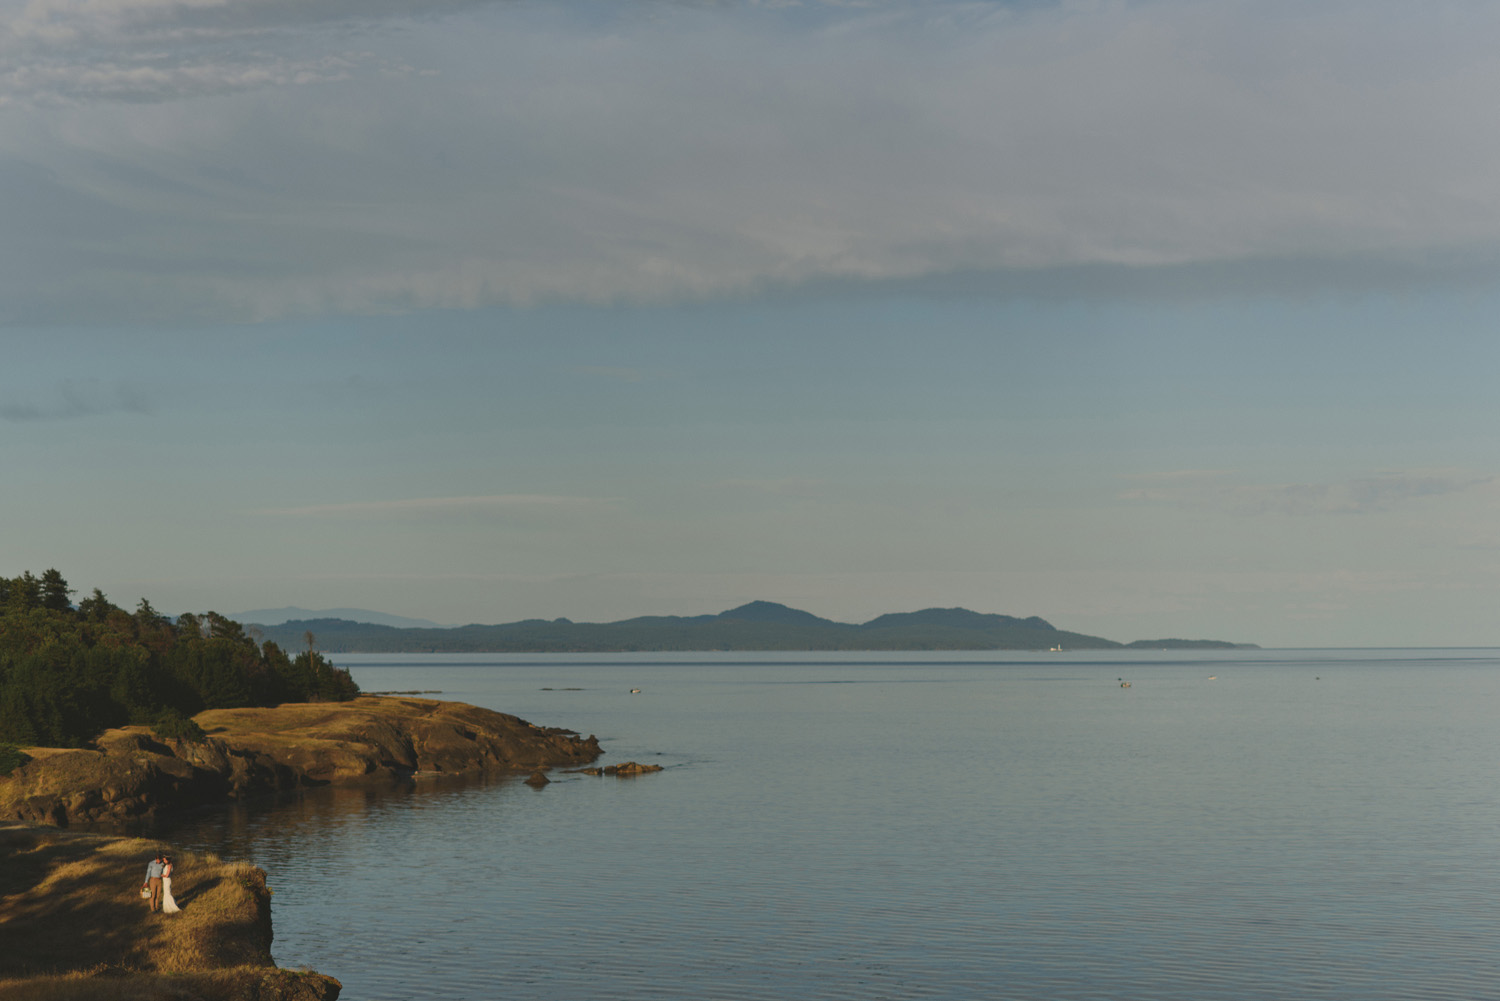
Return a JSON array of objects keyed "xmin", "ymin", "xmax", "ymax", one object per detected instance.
[{"xmin": 247, "ymin": 601, "xmax": 1256, "ymax": 654}]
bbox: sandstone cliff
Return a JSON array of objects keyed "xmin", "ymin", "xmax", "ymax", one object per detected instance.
[{"xmin": 0, "ymin": 696, "xmax": 601, "ymax": 827}]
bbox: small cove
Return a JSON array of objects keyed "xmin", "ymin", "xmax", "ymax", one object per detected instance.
[{"xmin": 167, "ymin": 650, "xmax": 1500, "ymax": 1000}]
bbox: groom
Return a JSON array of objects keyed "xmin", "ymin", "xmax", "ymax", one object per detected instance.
[{"xmin": 142, "ymin": 852, "xmax": 165, "ymax": 913}]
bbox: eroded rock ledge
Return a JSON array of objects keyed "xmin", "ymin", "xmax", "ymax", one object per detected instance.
[{"xmin": 0, "ymin": 696, "xmax": 601, "ymax": 827}]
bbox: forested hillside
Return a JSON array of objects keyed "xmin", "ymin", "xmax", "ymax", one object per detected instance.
[
  {"xmin": 0, "ymin": 570, "xmax": 358, "ymax": 749},
  {"xmin": 249, "ymin": 601, "xmax": 1255, "ymax": 653},
  {"xmin": 252, "ymin": 601, "xmax": 1134, "ymax": 653}
]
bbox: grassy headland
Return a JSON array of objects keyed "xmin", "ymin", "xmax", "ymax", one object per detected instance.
[
  {"xmin": 0, "ymin": 691, "xmax": 600, "ymax": 999},
  {"xmin": 0, "ymin": 823, "xmax": 340, "ymax": 1000},
  {"xmin": 0, "ymin": 695, "xmax": 601, "ymax": 828},
  {"xmin": 0, "ymin": 574, "xmax": 599, "ymax": 1000}
]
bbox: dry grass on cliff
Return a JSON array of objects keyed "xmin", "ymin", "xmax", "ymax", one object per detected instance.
[
  {"xmin": 196, "ymin": 695, "xmax": 422, "ymax": 736},
  {"xmin": 0, "ymin": 824, "xmax": 276, "ymax": 997}
]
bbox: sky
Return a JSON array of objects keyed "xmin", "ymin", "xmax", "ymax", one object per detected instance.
[{"xmin": 3, "ymin": 0, "xmax": 1500, "ymax": 647}]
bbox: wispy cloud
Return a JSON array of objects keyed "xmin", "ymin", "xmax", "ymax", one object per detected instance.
[
  {"xmin": 1, "ymin": 54, "xmax": 367, "ymax": 104},
  {"xmin": 0, "ymin": 0, "xmax": 460, "ymax": 106},
  {"xmin": 7, "ymin": 0, "xmax": 1500, "ymax": 321},
  {"xmin": 711, "ymin": 477, "xmax": 830, "ymax": 496},
  {"xmin": 1121, "ymin": 469, "xmax": 1237, "ymax": 483},
  {"xmin": 0, "ymin": 379, "xmax": 152, "ymax": 421},
  {"xmin": 252, "ymin": 494, "xmax": 609, "ymax": 517},
  {"xmin": 1120, "ymin": 471, "xmax": 1491, "ymax": 516}
]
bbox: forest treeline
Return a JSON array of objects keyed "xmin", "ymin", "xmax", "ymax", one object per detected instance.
[{"xmin": 0, "ymin": 570, "xmax": 359, "ymax": 749}]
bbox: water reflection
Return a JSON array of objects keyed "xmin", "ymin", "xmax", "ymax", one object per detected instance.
[
  {"xmin": 167, "ymin": 771, "xmax": 535, "ymax": 864},
  {"xmin": 151, "ymin": 654, "xmax": 1500, "ymax": 1001}
]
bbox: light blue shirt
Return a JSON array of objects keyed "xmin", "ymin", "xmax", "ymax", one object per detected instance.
[{"xmin": 145, "ymin": 859, "xmax": 164, "ymax": 880}]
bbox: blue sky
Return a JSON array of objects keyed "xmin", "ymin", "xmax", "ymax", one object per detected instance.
[{"xmin": 3, "ymin": 0, "xmax": 1499, "ymax": 646}]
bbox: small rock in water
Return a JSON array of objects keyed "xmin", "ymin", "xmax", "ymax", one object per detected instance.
[
  {"xmin": 524, "ymin": 770, "xmax": 551, "ymax": 787},
  {"xmin": 607, "ymin": 761, "xmax": 663, "ymax": 776},
  {"xmin": 566, "ymin": 761, "xmax": 664, "ymax": 777}
]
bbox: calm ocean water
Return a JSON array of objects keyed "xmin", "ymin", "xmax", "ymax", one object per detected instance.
[{"xmin": 167, "ymin": 650, "xmax": 1500, "ymax": 1001}]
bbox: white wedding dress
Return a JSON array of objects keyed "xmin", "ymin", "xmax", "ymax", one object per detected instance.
[{"xmin": 162, "ymin": 871, "xmax": 180, "ymax": 914}]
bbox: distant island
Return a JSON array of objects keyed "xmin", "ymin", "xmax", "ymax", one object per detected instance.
[
  {"xmin": 232, "ymin": 605, "xmax": 449, "ymax": 629},
  {"xmin": 246, "ymin": 601, "xmax": 1257, "ymax": 653}
]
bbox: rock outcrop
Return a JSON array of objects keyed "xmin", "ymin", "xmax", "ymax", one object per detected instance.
[
  {"xmin": 571, "ymin": 761, "xmax": 664, "ymax": 777},
  {"xmin": 225, "ymin": 969, "xmax": 344, "ymax": 1000},
  {"xmin": 0, "ymin": 822, "xmax": 343, "ymax": 999},
  {"xmin": 0, "ymin": 696, "xmax": 601, "ymax": 827}
]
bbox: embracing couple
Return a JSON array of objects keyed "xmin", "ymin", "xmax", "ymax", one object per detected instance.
[{"xmin": 142, "ymin": 851, "xmax": 181, "ymax": 914}]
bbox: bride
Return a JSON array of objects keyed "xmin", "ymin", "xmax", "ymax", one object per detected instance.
[{"xmin": 161, "ymin": 856, "xmax": 181, "ymax": 914}]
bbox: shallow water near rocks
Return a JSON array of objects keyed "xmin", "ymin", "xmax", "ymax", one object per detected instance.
[{"xmin": 167, "ymin": 649, "xmax": 1500, "ymax": 1000}]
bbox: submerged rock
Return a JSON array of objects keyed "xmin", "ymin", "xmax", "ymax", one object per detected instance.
[{"xmin": 571, "ymin": 761, "xmax": 665, "ymax": 777}]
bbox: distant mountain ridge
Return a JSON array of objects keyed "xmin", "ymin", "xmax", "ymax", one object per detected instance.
[
  {"xmin": 242, "ymin": 600, "xmax": 1255, "ymax": 653},
  {"xmin": 231, "ymin": 606, "xmax": 448, "ymax": 629},
  {"xmin": 861, "ymin": 608, "xmax": 1055, "ymax": 632},
  {"xmin": 717, "ymin": 600, "xmax": 835, "ymax": 626}
]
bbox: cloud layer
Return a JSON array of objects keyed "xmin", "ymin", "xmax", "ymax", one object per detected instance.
[
  {"xmin": 5, "ymin": 0, "xmax": 1500, "ymax": 322},
  {"xmin": 1122, "ymin": 471, "xmax": 1493, "ymax": 516},
  {"xmin": 253, "ymin": 494, "xmax": 608, "ymax": 518},
  {"xmin": 0, "ymin": 378, "xmax": 152, "ymax": 420}
]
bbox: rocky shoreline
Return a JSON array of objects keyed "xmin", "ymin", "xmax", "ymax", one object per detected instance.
[
  {"xmin": 0, "ymin": 696, "xmax": 604, "ymax": 999},
  {"xmin": 0, "ymin": 695, "xmax": 602, "ymax": 827}
]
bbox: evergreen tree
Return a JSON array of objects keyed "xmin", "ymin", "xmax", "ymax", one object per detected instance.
[
  {"xmin": 77, "ymin": 588, "xmax": 114, "ymax": 623},
  {"xmin": 0, "ymin": 570, "xmax": 360, "ymax": 747},
  {"xmin": 39, "ymin": 569, "xmax": 73, "ymax": 612},
  {"xmin": 7, "ymin": 572, "xmax": 41, "ymax": 613}
]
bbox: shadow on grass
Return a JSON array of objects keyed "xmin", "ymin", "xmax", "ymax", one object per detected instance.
[
  {"xmin": 0, "ymin": 825, "xmax": 268, "ymax": 979},
  {"xmin": 0, "ymin": 851, "xmax": 157, "ymax": 976}
]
